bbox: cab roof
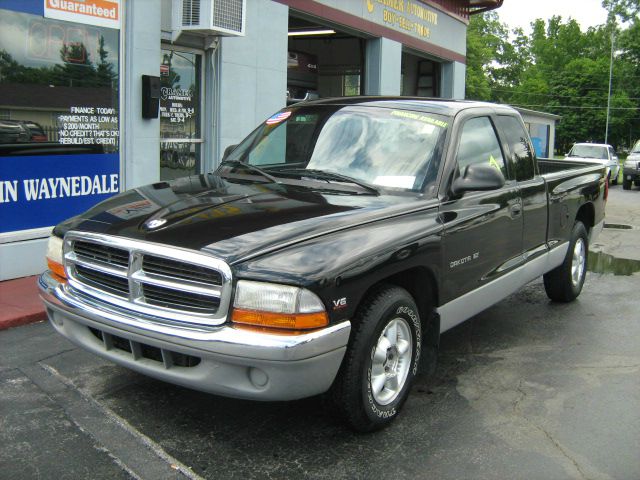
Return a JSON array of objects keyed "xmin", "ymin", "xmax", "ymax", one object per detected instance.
[{"xmin": 294, "ymin": 96, "xmax": 518, "ymax": 117}]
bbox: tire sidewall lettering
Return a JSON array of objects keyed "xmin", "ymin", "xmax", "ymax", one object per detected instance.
[
  {"xmin": 396, "ymin": 305, "xmax": 422, "ymax": 375},
  {"xmin": 364, "ymin": 302, "xmax": 421, "ymax": 419}
]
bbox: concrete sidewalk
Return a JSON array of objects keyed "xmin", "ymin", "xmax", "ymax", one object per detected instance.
[{"xmin": 0, "ymin": 275, "xmax": 46, "ymax": 330}]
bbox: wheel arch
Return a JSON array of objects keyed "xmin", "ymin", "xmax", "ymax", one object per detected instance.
[
  {"xmin": 576, "ymin": 201, "xmax": 595, "ymax": 233},
  {"xmin": 354, "ymin": 266, "xmax": 440, "ymax": 351}
]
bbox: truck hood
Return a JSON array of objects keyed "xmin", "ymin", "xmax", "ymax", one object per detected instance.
[{"xmin": 57, "ymin": 172, "xmax": 427, "ymax": 264}]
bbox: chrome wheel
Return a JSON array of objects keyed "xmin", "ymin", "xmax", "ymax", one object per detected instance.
[
  {"xmin": 571, "ymin": 237, "xmax": 586, "ymax": 287},
  {"xmin": 370, "ymin": 317, "xmax": 413, "ymax": 405}
]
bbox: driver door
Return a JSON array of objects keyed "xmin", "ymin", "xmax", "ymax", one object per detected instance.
[{"xmin": 440, "ymin": 115, "xmax": 523, "ymax": 305}]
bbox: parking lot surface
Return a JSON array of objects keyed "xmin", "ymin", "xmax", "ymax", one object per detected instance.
[{"xmin": 1, "ymin": 188, "xmax": 639, "ymax": 480}]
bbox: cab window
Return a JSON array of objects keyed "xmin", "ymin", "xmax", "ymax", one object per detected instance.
[
  {"xmin": 456, "ymin": 117, "xmax": 507, "ymax": 178},
  {"xmin": 496, "ymin": 115, "xmax": 535, "ymax": 181}
]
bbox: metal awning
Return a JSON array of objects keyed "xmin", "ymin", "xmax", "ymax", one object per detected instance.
[{"xmin": 467, "ymin": 0, "xmax": 504, "ymax": 15}]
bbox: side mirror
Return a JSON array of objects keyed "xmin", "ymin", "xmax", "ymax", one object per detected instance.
[
  {"xmin": 222, "ymin": 144, "xmax": 238, "ymax": 161},
  {"xmin": 451, "ymin": 163, "xmax": 506, "ymax": 196}
]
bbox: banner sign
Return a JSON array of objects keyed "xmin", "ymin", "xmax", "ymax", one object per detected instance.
[
  {"xmin": 0, "ymin": 153, "xmax": 119, "ymax": 233},
  {"xmin": 44, "ymin": 0, "xmax": 121, "ymax": 29}
]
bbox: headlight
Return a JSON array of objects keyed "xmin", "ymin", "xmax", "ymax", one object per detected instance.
[
  {"xmin": 46, "ymin": 234, "xmax": 66, "ymax": 279},
  {"xmin": 232, "ymin": 280, "xmax": 328, "ymax": 330}
]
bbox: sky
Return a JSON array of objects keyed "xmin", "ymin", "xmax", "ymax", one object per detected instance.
[{"xmin": 497, "ymin": 0, "xmax": 610, "ymax": 33}]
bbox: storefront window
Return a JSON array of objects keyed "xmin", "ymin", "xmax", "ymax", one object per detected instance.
[
  {"xmin": 0, "ymin": 7, "xmax": 120, "ymax": 235},
  {"xmin": 160, "ymin": 48, "xmax": 202, "ymax": 181}
]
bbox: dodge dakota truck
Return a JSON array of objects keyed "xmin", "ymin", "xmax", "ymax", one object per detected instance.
[{"xmin": 40, "ymin": 98, "xmax": 606, "ymax": 432}]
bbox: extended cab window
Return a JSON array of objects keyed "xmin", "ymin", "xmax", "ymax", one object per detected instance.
[
  {"xmin": 496, "ymin": 115, "xmax": 535, "ymax": 181},
  {"xmin": 456, "ymin": 117, "xmax": 506, "ymax": 178}
]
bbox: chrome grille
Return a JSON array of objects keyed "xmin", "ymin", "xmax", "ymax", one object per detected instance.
[
  {"xmin": 142, "ymin": 255, "xmax": 222, "ymax": 286},
  {"xmin": 63, "ymin": 232, "xmax": 232, "ymax": 325},
  {"xmin": 75, "ymin": 264, "xmax": 129, "ymax": 298},
  {"xmin": 75, "ymin": 241, "xmax": 129, "ymax": 268},
  {"xmin": 143, "ymin": 284, "xmax": 220, "ymax": 313}
]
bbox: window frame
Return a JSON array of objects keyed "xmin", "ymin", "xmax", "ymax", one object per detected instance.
[
  {"xmin": 453, "ymin": 115, "xmax": 510, "ymax": 181},
  {"xmin": 496, "ymin": 114, "xmax": 537, "ymax": 182}
]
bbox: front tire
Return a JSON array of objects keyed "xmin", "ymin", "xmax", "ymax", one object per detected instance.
[
  {"xmin": 543, "ymin": 221, "xmax": 588, "ymax": 302},
  {"xmin": 330, "ymin": 285, "xmax": 422, "ymax": 432},
  {"xmin": 623, "ymin": 178, "xmax": 632, "ymax": 190}
]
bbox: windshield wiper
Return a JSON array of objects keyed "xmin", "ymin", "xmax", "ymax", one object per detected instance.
[
  {"xmin": 220, "ymin": 160, "xmax": 280, "ymax": 184},
  {"xmin": 278, "ymin": 168, "xmax": 379, "ymax": 195}
]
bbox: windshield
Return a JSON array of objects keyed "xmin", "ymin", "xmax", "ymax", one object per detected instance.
[
  {"xmin": 226, "ymin": 105, "xmax": 449, "ymax": 192},
  {"xmin": 631, "ymin": 140, "xmax": 640, "ymax": 153},
  {"xmin": 568, "ymin": 144, "xmax": 608, "ymax": 159}
]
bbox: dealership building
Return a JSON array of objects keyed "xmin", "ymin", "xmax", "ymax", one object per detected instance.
[{"xmin": 0, "ymin": 0, "xmax": 511, "ymax": 280}]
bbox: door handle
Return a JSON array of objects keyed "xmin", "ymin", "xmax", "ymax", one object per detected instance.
[{"xmin": 510, "ymin": 203, "xmax": 522, "ymax": 217}]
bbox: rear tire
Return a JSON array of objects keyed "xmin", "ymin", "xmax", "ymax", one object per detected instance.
[
  {"xmin": 329, "ymin": 285, "xmax": 421, "ymax": 432},
  {"xmin": 611, "ymin": 172, "xmax": 618, "ymax": 185},
  {"xmin": 544, "ymin": 221, "xmax": 588, "ymax": 302},
  {"xmin": 623, "ymin": 178, "xmax": 632, "ymax": 190}
]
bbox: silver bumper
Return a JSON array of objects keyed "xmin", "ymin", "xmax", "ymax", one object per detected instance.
[{"xmin": 39, "ymin": 271, "xmax": 350, "ymax": 401}]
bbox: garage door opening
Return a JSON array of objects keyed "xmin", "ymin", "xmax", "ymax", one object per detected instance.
[
  {"xmin": 287, "ymin": 16, "xmax": 366, "ymax": 105},
  {"xmin": 401, "ymin": 50, "xmax": 440, "ymax": 97}
]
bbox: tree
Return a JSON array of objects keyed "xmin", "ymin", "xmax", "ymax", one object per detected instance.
[
  {"xmin": 466, "ymin": 7, "xmax": 640, "ymax": 152},
  {"xmin": 96, "ymin": 36, "xmax": 117, "ymax": 88},
  {"xmin": 465, "ymin": 12, "xmax": 510, "ymax": 100}
]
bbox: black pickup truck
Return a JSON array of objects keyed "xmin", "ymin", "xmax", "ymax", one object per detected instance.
[{"xmin": 40, "ymin": 98, "xmax": 606, "ymax": 432}]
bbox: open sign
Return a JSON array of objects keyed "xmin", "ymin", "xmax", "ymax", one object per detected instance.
[{"xmin": 27, "ymin": 18, "xmax": 102, "ymax": 64}]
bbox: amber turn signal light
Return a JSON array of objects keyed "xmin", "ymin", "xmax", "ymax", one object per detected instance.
[
  {"xmin": 231, "ymin": 308, "xmax": 328, "ymax": 330},
  {"xmin": 47, "ymin": 259, "xmax": 67, "ymax": 281}
]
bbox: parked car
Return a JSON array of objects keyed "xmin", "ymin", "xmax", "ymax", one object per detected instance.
[
  {"xmin": 40, "ymin": 98, "xmax": 607, "ymax": 432},
  {"xmin": 623, "ymin": 139, "xmax": 640, "ymax": 190},
  {"xmin": 18, "ymin": 120, "xmax": 48, "ymax": 142},
  {"xmin": 0, "ymin": 120, "xmax": 30, "ymax": 143},
  {"xmin": 566, "ymin": 142, "xmax": 620, "ymax": 185},
  {"xmin": 0, "ymin": 119, "xmax": 48, "ymax": 143}
]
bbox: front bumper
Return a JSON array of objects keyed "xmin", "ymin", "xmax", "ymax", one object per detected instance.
[{"xmin": 39, "ymin": 271, "xmax": 350, "ymax": 401}]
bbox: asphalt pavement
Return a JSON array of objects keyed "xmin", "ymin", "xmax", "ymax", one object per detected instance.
[{"xmin": 1, "ymin": 187, "xmax": 639, "ymax": 480}]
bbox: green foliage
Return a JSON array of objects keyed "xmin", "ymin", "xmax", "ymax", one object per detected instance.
[
  {"xmin": 0, "ymin": 36, "xmax": 117, "ymax": 89},
  {"xmin": 465, "ymin": 1, "xmax": 639, "ymax": 154}
]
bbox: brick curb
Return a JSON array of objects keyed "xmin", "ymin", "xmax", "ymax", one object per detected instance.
[
  {"xmin": 0, "ymin": 275, "xmax": 47, "ymax": 331},
  {"xmin": 0, "ymin": 312, "xmax": 47, "ymax": 331}
]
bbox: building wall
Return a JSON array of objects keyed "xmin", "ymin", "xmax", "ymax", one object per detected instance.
[
  {"xmin": 122, "ymin": 0, "xmax": 162, "ymax": 189},
  {"xmin": 518, "ymin": 110, "xmax": 559, "ymax": 158},
  {"xmin": 364, "ymin": 38, "xmax": 402, "ymax": 95},
  {"xmin": 218, "ymin": 0, "xmax": 289, "ymax": 154}
]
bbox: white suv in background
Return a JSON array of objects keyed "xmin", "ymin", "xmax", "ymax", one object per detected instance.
[{"xmin": 566, "ymin": 143, "xmax": 620, "ymax": 185}]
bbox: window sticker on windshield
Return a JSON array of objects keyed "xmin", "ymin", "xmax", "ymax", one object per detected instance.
[
  {"xmin": 390, "ymin": 110, "xmax": 448, "ymax": 128},
  {"xmin": 266, "ymin": 111, "xmax": 292, "ymax": 125},
  {"xmin": 373, "ymin": 176, "xmax": 416, "ymax": 189}
]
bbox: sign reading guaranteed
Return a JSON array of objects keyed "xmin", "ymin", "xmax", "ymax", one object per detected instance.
[{"xmin": 44, "ymin": 0, "xmax": 121, "ymax": 29}]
